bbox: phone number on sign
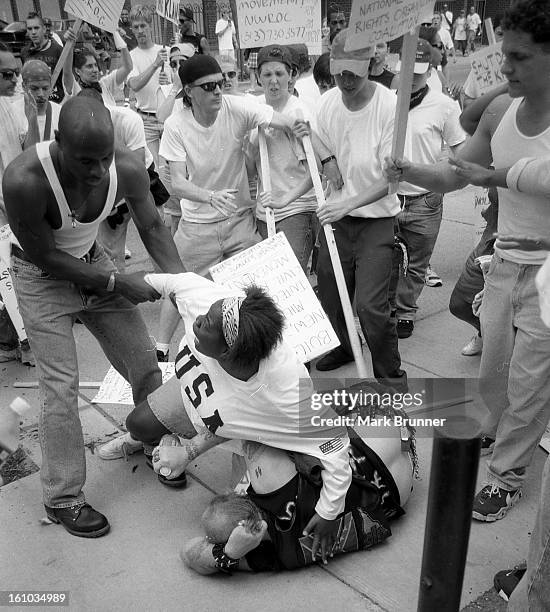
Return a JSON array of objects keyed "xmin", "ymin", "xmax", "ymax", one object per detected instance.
[
  {"xmin": 242, "ymin": 27, "xmax": 310, "ymax": 44},
  {"xmin": 0, "ymin": 591, "xmax": 69, "ymax": 606}
]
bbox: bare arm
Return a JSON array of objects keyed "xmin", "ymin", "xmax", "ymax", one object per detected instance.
[
  {"xmin": 115, "ymin": 46, "xmax": 133, "ymax": 85},
  {"xmin": 459, "ymin": 84, "xmax": 509, "ymax": 135},
  {"xmin": 200, "ymin": 37, "xmax": 211, "ymax": 56},
  {"xmin": 127, "ymin": 49, "xmax": 164, "ymax": 92}
]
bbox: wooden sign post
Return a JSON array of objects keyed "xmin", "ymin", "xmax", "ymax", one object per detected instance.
[{"xmin": 258, "ymin": 128, "xmax": 276, "ymax": 238}]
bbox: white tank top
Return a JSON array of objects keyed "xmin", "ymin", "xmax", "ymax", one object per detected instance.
[
  {"xmin": 491, "ymin": 98, "xmax": 550, "ymax": 265},
  {"xmin": 36, "ymin": 141, "xmax": 117, "ymax": 258}
]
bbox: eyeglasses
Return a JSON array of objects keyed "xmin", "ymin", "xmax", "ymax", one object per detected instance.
[
  {"xmin": 221, "ymin": 71, "xmax": 237, "ymax": 80},
  {"xmin": 0, "ymin": 69, "xmax": 21, "ymax": 80},
  {"xmin": 330, "ymin": 19, "xmax": 346, "ymax": 26},
  {"xmin": 192, "ymin": 80, "xmax": 224, "ymax": 92},
  {"xmin": 179, "ymin": 18, "xmax": 189, "ymax": 24},
  {"xmin": 170, "ymin": 59, "xmax": 184, "ymax": 68}
]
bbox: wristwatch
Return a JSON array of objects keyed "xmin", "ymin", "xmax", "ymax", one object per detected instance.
[{"xmin": 321, "ymin": 155, "xmax": 336, "ymax": 166}]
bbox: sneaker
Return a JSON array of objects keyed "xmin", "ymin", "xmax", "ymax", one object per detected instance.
[
  {"xmin": 0, "ymin": 347, "xmax": 18, "ymax": 363},
  {"xmin": 462, "ymin": 333, "xmax": 483, "ymax": 356},
  {"xmin": 397, "ymin": 319, "xmax": 414, "ymax": 339},
  {"xmin": 480, "ymin": 436, "xmax": 495, "ymax": 456},
  {"xmin": 98, "ymin": 432, "xmax": 143, "ymax": 460},
  {"xmin": 494, "ymin": 563, "xmax": 527, "ymax": 601},
  {"xmin": 472, "ymin": 484, "xmax": 522, "ymax": 522},
  {"xmin": 17, "ymin": 339, "xmax": 36, "ymax": 367},
  {"xmin": 45, "ymin": 502, "xmax": 110, "ymax": 538},
  {"xmin": 425, "ymin": 265, "xmax": 443, "ymax": 287},
  {"xmin": 157, "ymin": 349, "xmax": 169, "ymax": 362}
]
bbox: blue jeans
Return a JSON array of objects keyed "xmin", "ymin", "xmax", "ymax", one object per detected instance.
[
  {"xmin": 317, "ymin": 216, "xmax": 406, "ymax": 389},
  {"xmin": 395, "ymin": 192, "xmax": 443, "ymax": 321},
  {"xmin": 479, "ymin": 255, "xmax": 550, "ymax": 491},
  {"xmin": 257, "ymin": 211, "xmax": 318, "ymax": 273},
  {"xmin": 11, "ymin": 243, "xmax": 161, "ymax": 508},
  {"xmin": 508, "ymin": 453, "xmax": 550, "ymax": 611}
]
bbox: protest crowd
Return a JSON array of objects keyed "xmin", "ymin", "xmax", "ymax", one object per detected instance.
[{"xmin": 1, "ymin": 0, "xmax": 550, "ymax": 608}]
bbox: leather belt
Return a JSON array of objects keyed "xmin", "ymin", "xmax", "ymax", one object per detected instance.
[
  {"xmin": 12, "ymin": 242, "xmax": 97, "ymax": 264},
  {"xmin": 398, "ymin": 192, "xmax": 429, "ymax": 204},
  {"xmin": 137, "ymin": 109, "xmax": 156, "ymax": 116}
]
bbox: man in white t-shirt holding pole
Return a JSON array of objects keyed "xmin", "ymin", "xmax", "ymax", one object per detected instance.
[
  {"xmin": 127, "ymin": 4, "xmax": 170, "ymax": 168},
  {"xmin": 215, "ymin": 8, "xmax": 236, "ymax": 62}
]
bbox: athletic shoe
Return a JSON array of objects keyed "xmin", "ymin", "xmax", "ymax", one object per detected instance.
[
  {"xmin": 461, "ymin": 333, "xmax": 483, "ymax": 356},
  {"xmin": 472, "ymin": 484, "xmax": 522, "ymax": 522},
  {"xmin": 0, "ymin": 347, "xmax": 18, "ymax": 363},
  {"xmin": 157, "ymin": 350, "xmax": 169, "ymax": 362},
  {"xmin": 98, "ymin": 432, "xmax": 143, "ymax": 460},
  {"xmin": 397, "ymin": 319, "xmax": 414, "ymax": 339},
  {"xmin": 17, "ymin": 339, "xmax": 36, "ymax": 367},
  {"xmin": 425, "ymin": 265, "xmax": 443, "ymax": 287},
  {"xmin": 494, "ymin": 563, "xmax": 527, "ymax": 601},
  {"xmin": 480, "ymin": 436, "xmax": 495, "ymax": 456}
]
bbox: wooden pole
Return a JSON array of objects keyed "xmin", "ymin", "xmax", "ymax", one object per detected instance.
[
  {"xmin": 388, "ymin": 27, "xmax": 419, "ymax": 194},
  {"xmin": 300, "ymin": 133, "xmax": 367, "ymax": 378},
  {"xmin": 50, "ymin": 18, "xmax": 82, "ymax": 93},
  {"xmin": 484, "ymin": 18, "xmax": 496, "ymax": 46},
  {"xmin": 258, "ymin": 128, "xmax": 276, "ymax": 237}
]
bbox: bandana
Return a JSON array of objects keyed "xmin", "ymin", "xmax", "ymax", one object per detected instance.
[
  {"xmin": 178, "ymin": 55, "xmax": 221, "ymax": 86},
  {"xmin": 221, "ymin": 296, "xmax": 245, "ymax": 348}
]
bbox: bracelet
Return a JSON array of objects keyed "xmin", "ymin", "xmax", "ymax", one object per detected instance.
[
  {"xmin": 321, "ymin": 155, "xmax": 336, "ymax": 166},
  {"xmin": 212, "ymin": 543, "xmax": 240, "ymax": 575},
  {"xmin": 106, "ymin": 271, "xmax": 116, "ymax": 292}
]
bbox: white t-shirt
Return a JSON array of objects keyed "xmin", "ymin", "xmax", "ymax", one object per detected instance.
[
  {"xmin": 295, "ymin": 74, "xmax": 322, "ymax": 117},
  {"xmin": 128, "ymin": 44, "xmax": 170, "ymax": 112},
  {"xmin": 466, "ymin": 13, "xmax": 481, "ymax": 32},
  {"xmin": 215, "ymin": 18, "xmax": 235, "ymax": 52},
  {"xmin": 248, "ymin": 95, "xmax": 316, "ymax": 222},
  {"xmin": 399, "ymin": 88, "xmax": 466, "ymax": 195},
  {"xmin": 68, "ymin": 71, "xmax": 120, "ymax": 107},
  {"xmin": 317, "ymin": 84, "xmax": 401, "ymax": 218},
  {"xmin": 37, "ymin": 101, "xmax": 61, "ymax": 142},
  {"xmin": 145, "ymin": 272, "xmax": 352, "ymax": 521},
  {"xmin": 109, "ymin": 106, "xmax": 153, "ymax": 167},
  {"xmin": 439, "ymin": 28, "xmax": 454, "ymax": 50},
  {"xmin": 427, "ymin": 70, "xmax": 444, "ymax": 93},
  {"xmin": 453, "ymin": 17, "xmax": 467, "ymax": 40},
  {"xmin": 159, "ymin": 95, "xmax": 273, "ymax": 223},
  {"xmin": 442, "ymin": 11, "xmax": 453, "ymax": 31}
]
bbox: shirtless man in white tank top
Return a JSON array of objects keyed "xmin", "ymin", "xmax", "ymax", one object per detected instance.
[{"xmin": 2, "ymin": 96, "xmax": 184, "ymax": 538}]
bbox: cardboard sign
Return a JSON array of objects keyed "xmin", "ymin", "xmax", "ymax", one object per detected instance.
[
  {"xmin": 0, "ymin": 225, "xmax": 26, "ymax": 342},
  {"xmin": 469, "ymin": 43, "xmax": 505, "ymax": 96},
  {"xmin": 65, "ymin": 0, "xmax": 125, "ymax": 34},
  {"xmin": 156, "ymin": 0, "xmax": 180, "ymax": 25},
  {"xmin": 236, "ymin": 0, "xmax": 321, "ymax": 54},
  {"xmin": 92, "ymin": 363, "xmax": 175, "ymax": 404},
  {"xmin": 346, "ymin": 0, "xmax": 435, "ymax": 50},
  {"xmin": 472, "ymin": 186, "xmax": 490, "ymax": 246},
  {"xmin": 209, "ymin": 233, "xmax": 340, "ymax": 363}
]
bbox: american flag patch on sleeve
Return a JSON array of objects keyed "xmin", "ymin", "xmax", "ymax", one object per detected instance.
[{"xmin": 319, "ymin": 437, "xmax": 345, "ymax": 454}]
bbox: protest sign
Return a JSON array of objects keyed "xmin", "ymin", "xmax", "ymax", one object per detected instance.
[
  {"xmin": 235, "ymin": 0, "xmax": 321, "ymax": 54},
  {"xmin": 92, "ymin": 363, "xmax": 175, "ymax": 404},
  {"xmin": 156, "ymin": 0, "xmax": 180, "ymax": 25},
  {"xmin": 0, "ymin": 225, "xmax": 26, "ymax": 342},
  {"xmin": 64, "ymin": 0, "xmax": 125, "ymax": 33},
  {"xmin": 346, "ymin": 0, "xmax": 434, "ymax": 50},
  {"xmin": 469, "ymin": 43, "xmax": 505, "ymax": 96},
  {"xmin": 209, "ymin": 233, "xmax": 340, "ymax": 363},
  {"xmin": 472, "ymin": 186, "xmax": 490, "ymax": 246}
]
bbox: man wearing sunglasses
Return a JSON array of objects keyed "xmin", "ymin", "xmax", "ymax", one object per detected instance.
[
  {"xmin": 322, "ymin": 5, "xmax": 347, "ymax": 54},
  {"xmin": 178, "ymin": 7, "xmax": 210, "ymax": 56},
  {"xmin": 153, "ymin": 56, "xmax": 309, "ymax": 356}
]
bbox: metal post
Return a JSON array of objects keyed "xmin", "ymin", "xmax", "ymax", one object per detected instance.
[{"xmin": 417, "ymin": 421, "xmax": 481, "ymax": 612}]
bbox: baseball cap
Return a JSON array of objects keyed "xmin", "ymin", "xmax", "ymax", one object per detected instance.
[
  {"xmin": 179, "ymin": 7, "xmax": 195, "ymax": 22},
  {"xmin": 286, "ymin": 43, "xmax": 309, "ymax": 70},
  {"xmin": 330, "ymin": 29, "xmax": 373, "ymax": 77},
  {"xmin": 396, "ymin": 38, "xmax": 434, "ymax": 74},
  {"xmin": 21, "ymin": 59, "xmax": 51, "ymax": 81},
  {"xmin": 170, "ymin": 43, "xmax": 195, "ymax": 59},
  {"xmin": 257, "ymin": 45, "xmax": 293, "ymax": 72}
]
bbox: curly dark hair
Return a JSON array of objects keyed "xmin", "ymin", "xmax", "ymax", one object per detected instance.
[
  {"xmin": 227, "ymin": 285, "xmax": 284, "ymax": 368},
  {"xmin": 503, "ymin": 0, "xmax": 550, "ymax": 45}
]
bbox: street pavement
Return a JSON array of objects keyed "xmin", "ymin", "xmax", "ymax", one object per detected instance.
[{"xmin": 1, "ymin": 54, "xmax": 546, "ymax": 611}]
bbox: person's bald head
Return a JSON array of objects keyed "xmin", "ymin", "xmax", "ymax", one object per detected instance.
[{"xmin": 56, "ymin": 97, "xmax": 115, "ymax": 186}]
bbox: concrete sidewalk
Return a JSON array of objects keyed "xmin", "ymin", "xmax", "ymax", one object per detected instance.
[{"xmin": 1, "ymin": 186, "xmax": 546, "ymax": 611}]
